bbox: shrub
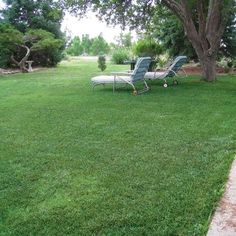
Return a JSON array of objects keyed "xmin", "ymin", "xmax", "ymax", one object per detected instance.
[
  {"xmin": 111, "ymin": 48, "xmax": 130, "ymax": 64},
  {"xmin": 0, "ymin": 24, "xmax": 65, "ymax": 68},
  {"xmin": 98, "ymin": 55, "xmax": 107, "ymax": 71},
  {"xmin": 133, "ymin": 39, "xmax": 162, "ymax": 58},
  {"xmin": 217, "ymin": 57, "xmax": 234, "ymax": 73}
]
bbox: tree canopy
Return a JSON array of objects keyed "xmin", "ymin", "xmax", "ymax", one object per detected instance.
[
  {"xmin": 66, "ymin": 34, "xmax": 110, "ymax": 56},
  {"xmin": 0, "ymin": 0, "xmax": 65, "ymax": 68},
  {"xmin": 1, "ymin": 0, "xmax": 63, "ymax": 37},
  {"xmin": 0, "ymin": 23, "xmax": 64, "ymax": 70},
  {"xmin": 149, "ymin": 3, "xmax": 236, "ymax": 61},
  {"xmin": 0, "ymin": 23, "xmax": 23, "ymax": 67}
]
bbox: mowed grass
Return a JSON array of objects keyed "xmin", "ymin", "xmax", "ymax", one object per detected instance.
[{"xmin": 0, "ymin": 59, "xmax": 235, "ymax": 235}]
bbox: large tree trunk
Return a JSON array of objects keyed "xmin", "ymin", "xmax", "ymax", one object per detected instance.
[
  {"xmin": 187, "ymin": 34, "xmax": 218, "ymax": 81},
  {"xmin": 200, "ymin": 55, "xmax": 216, "ymax": 82},
  {"xmin": 183, "ymin": 21, "xmax": 218, "ymax": 82},
  {"xmin": 162, "ymin": 0, "xmax": 227, "ymax": 82}
]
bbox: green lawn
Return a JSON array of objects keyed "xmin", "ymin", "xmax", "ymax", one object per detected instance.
[{"xmin": 0, "ymin": 59, "xmax": 235, "ymax": 235}]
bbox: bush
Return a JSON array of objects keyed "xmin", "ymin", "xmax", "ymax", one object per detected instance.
[
  {"xmin": 0, "ymin": 25, "xmax": 65, "ymax": 68},
  {"xmin": 98, "ymin": 55, "xmax": 107, "ymax": 71},
  {"xmin": 111, "ymin": 48, "xmax": 130, "ymax": 64},
  {"xmin": 232, "ymin": 58, "xmax": 236, "ymax": 69},
  {"xmin": 0, "ymin": 23, "xmax": 24, "ymax": 68},
  {"xmin": 133, "ymin": 39, "xmax": 162, "ymax": 58},
  {"xmin": 217, "ymin": 57, "xmax": 234, "ymax": 73}
]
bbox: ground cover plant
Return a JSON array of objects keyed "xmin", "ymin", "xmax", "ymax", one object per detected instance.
[{"xmin": 0, "ymin": 59, "xmax": 235, "ymax": 235}]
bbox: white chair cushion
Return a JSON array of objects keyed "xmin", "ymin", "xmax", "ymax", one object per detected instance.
[
  {"xmin": 144, "ymin": 71, "xmax": 166, "ymax": 80},
  {"xmin": 91, "ymin": 75, "xmax": 131, "ymax": 84}
]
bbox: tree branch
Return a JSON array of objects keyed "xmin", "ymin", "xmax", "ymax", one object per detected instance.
[
  {"xmin": 11, "ymin": 55, "xmax": 20, "ymax": 66},
  {"xmin": 206, "ymin": 0, "xmax": 226, "ymax": 56},
  {"xmin": 197, "ymin": 0, "xmax": 208, "ymax": 51},
  {"xmin": 161, "ymin": 0, "xmax": 186, "ymax": 22},
  {"xmin": 11, "ymin": 45, "xmax": 31, "ymax": 72}
]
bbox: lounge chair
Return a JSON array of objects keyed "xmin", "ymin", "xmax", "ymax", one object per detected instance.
[
  {"xmin": 144, "ymin": 56, "xmax": 187, "ymax": 87},
  {"xmin": 91, "ymin": 57, "xmax": 152, "ymax": 95}
]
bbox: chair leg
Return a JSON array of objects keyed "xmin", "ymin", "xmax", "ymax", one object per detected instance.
[
  {"xmin": 143, "ymin": 80, "xmax": 150, "ymax": 91},
  {"xmin": 132, "ymin": 80, "xmax": 150, "ymax": 95},
  {"xmin": 173, "ymin": 79, "xmax": 178, "ymax": 85}
]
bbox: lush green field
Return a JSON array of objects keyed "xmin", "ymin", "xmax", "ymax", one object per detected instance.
[{"xmin": 0, "ymin": 59, "xmax": 235, "ymax": 235}]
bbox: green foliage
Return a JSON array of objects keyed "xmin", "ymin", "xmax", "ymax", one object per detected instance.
[
  {"xmin": 0, "ymin": 23, "xmax": 23, "ymax": 46},
  {"xmin": 220, "ymin": 2, "xmax": 236, "ymax": 59},
  {"xmin": 66, "ymin": 34, "xmax": 110, "ymax": 56},
  {"xmin": 81, "ymin": 34, "xmax": 92, "ymax": 55},
  {"xmin": 111, "ymin": 48, "xmax": 130, "ymax": 64},
  {"xmin": 133, "ymin": 38, "xmax": 162, "ymax": 58},
  {"xmin": 90, "ymin": 34, "xmax": 110, "ymax": 55},
  {"xmin": 115, "ymin": 32, "xmax": 132, "ymax": 48},
  {"xmin": 0, "ymin": 23, "xmax": 23, "ymax": 67},
  {"xmin": 217, "ymin": 57, "xmax": 235, "ymax": 73},
  {"xmin": 150, "ymin": 4, "xmax": 235, "ymax": 61},
  {"xmin": 97, "ymin": 55, "xmax": 107, "ymax": 71},
  {"xmin": 1, "ymin": 0, "xmax": 65, "ymax": 67},
  {"xmin": 66, "ymin": 36, "xmax": 83, "ymax": 56},
  {"xmin": 2, "ymin": 0, "xmax": 63, "ymax": 37},
  {"xmin": 26, "ymin": 29, "xmax": 65, "ymax": 66},
  {"xmin": 0, "ymin": 25, "xmax": 64, "ymax": 68},
  {"xmin": 150, "ymin": 7, "xmax": 197, "ymax": 60}
]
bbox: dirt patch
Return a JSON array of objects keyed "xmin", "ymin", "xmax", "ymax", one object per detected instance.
[
  {"xmin": 0, "ymin": 68, "xmax": 21, "ymax": 75},
  {"xmin": 182, "ymin": 63, "xmax": 235, "ymax": 75},
  {"xmin": 0, "ymin": 67, "xmax": 45, "ymax": 75}
]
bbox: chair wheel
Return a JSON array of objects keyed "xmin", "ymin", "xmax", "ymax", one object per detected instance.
[
  {"xmin": 132, "ymin": 90, "xmax": 138, "ymax": 96},
  {"xmin": 173, "ymin": 80, "xmax": 178, "ymax": 85},
  {"xmin": 163, "ymin": 83, "xmax": 168, "ymax": 88}
]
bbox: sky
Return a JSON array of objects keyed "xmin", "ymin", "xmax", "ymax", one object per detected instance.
[
  {"xmin": 61, "ymin": 12, "xmax": 135, "ymax": 43},
  {"xmin": 0, "ymin": 0, "xmax": 135, "ymax": 43},
  {"xmin": 0, "ymin": 0, "xmax": 4, "ymax": 9}
]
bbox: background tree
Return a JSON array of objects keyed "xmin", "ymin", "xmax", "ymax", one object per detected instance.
[
  {"xmin": 219, "ymin": 3, "xmax": 236, "ymax": 59},
  {"xmin": 1, "ymin": 0, "xmax": 63, "ymax": 37},
  {"xmin": 27, "ymin": 29, "xmax": 65, "ymax": 67},
  {"xmin": 150, "ymin": 7, "xmax": 197, "ymax": 61},
  {"xmin": 133, "ymin": 37, "xmax": 162, "ymax": 58},
  {"xmin": 66, "ymin": 34, "xmax": 110, "ymax": 56},
  {"xmin": 90, "ymin": 34, "xmax": 110, "ymax": 55},
  {"xmin": 150, "ymin": 4, "xmax": 236, "ymax": 62},
  {"xmin": 115, "ymin": 32, "xmax": 133, "ymax": 48},
  {"xmin": 81, "ymin": 34, "xmax": 93, "ymax": 55},
  {"xmin": 63, "ymin": 0, "xmax": 235, "ymax": 81},
  {"xmin": 0, "ymin": 24, "xmax": 64, "ymax": 71},
  {"xmin": 0, "ymin": 23, "xmax": 23, "ymax": 68},
  {"xmin": 66, "ymin": 36, "xmax": 83, "ymax": 56},
  {"xmin": 0, "ymin": 0, "xmax": 65, "ymax": 67}
]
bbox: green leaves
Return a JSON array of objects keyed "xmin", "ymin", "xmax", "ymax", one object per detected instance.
[
  {"xmin": 1, "ymin": 0, "xmax": 65, "ymax": 67},
  {"xmin": 97, "ymin": 55, "xmax": 107, "ymax": 71},
  {"xmin": 133, "ymin": 38, "xmax": 162, "ymax": 58},
  {"xmin": 0, "ymin": 23, "xmax": 23, "ymax": 46},
  {"xmin": 90, "ymin": 34, "xmax": 110, "ymax": 55},
  {"xmin": 2, "ymin": 0, "xmax": 63, "ymax": 36},
  {"xmin": 0, "ymin": 23, "xmax": 23, "ymax": 67},
  {"xmin": 66, "ymin": 34, "xmax": 110, "ymax": 56}
]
